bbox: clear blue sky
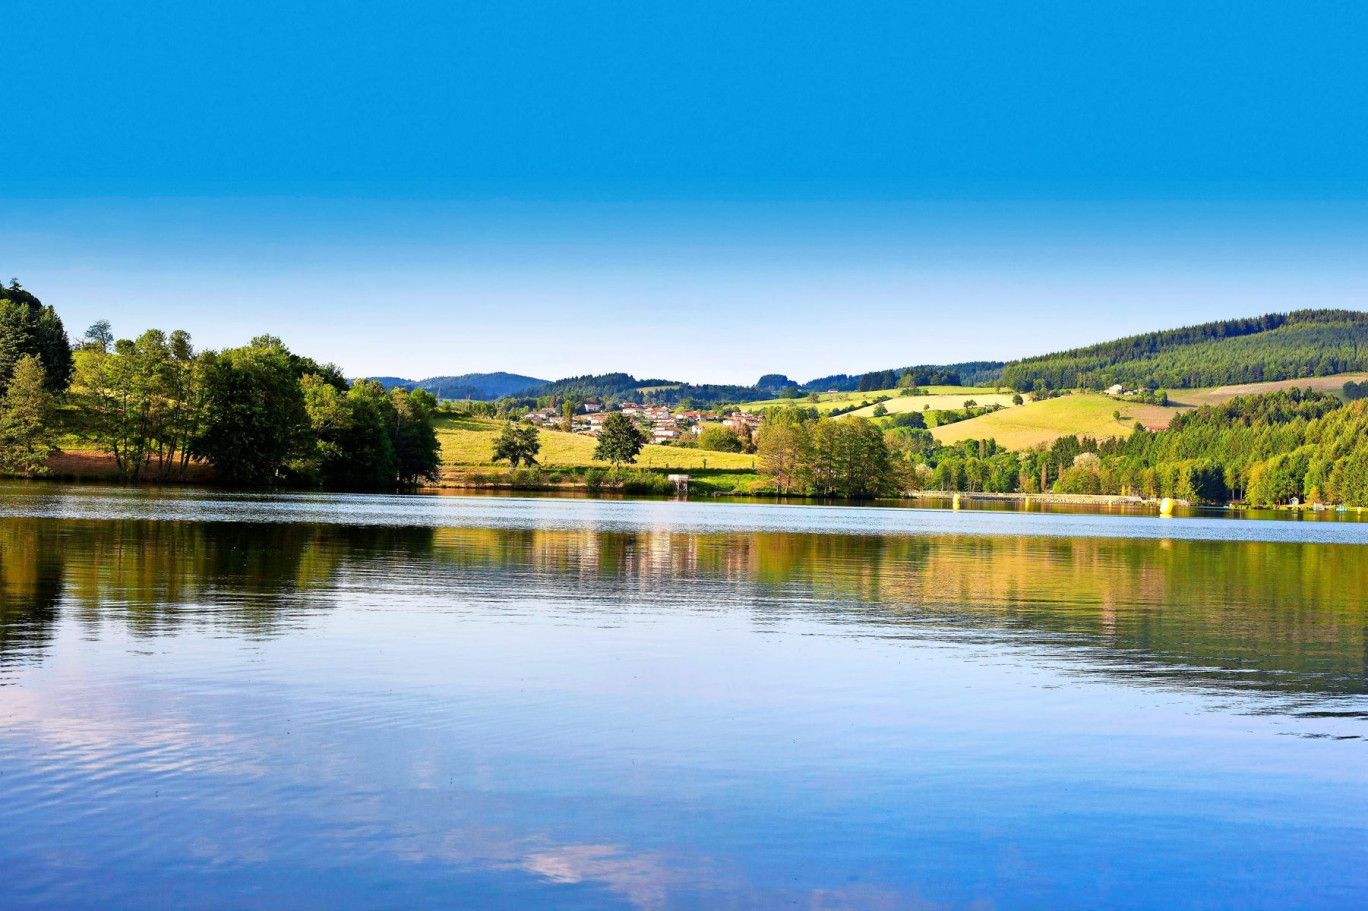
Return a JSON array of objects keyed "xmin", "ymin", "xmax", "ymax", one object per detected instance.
[{"xmin": 4, "ymin": 2, "xmax": 1367, "ymax": 382}]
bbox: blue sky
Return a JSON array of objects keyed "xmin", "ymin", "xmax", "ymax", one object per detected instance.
[{"xmin": 4, "ymin": 2, "xmax": 1367, "ymax": 382}]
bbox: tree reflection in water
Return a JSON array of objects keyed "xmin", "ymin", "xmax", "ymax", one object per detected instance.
[{"xmin": 2, "ymin": 515, "xmax": 1365, "ymax": 701}]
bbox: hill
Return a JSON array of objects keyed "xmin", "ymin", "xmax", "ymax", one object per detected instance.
[
  {"xmin": 372, "ymin": 372, "xmax": 548, "ymax": 400},
  {"xmin": 1000, "ymin": 309, "xmax": 1368, "ymax": 392},
  {"xmin": 929, "ymin": 393, "xmax": 1180, "ymax": 450},
  {"xmin": 927, "ymin": 372, "xmax": 1368, "ymax": 450},
  {"xmin": 804, "ymin": 361, "xmax": 1005, "ymax": 393},
  {"xmin": 517, "ymin": 373, "xmax": 810, "ymax": 405},
  {"xmin": 522, "ymin": 365, "xmax": 1003, "ymax": 405}
]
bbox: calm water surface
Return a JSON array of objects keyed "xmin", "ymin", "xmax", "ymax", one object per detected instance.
[{"xmin": 1, "ymin": 485, "xmax": 1365, "ymax": 909}]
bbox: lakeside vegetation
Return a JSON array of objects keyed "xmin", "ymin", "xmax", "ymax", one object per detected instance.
[
  {"xmin": 0, "ymin": 282, "xmax": 440, "ymax": 488},
  {"xmin": 4, "ymin": 279, "xmax": 1367, "ymax": 507}
]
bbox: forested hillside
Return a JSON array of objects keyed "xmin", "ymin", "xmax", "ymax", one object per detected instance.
[
  {"xmin": 1001, "ymin": 310, "xmax": 1368, "ymax": 391},
  {"xmin": 808, "ymin": 361, "xmax": 1004, "ymax": 393},
  {"xmin": 1102, "ymin": 389, "xmax": 1368, "ymax": 504},
  {"xmin": 860, "ymin": 388, "xmax": 1368, "ymax": 506},
  {"xmin": 520, "ymin": 373, "xmax": 803, "ymax": 405},
  {"xmin": 373, "ymin": 372, "xmax": 548, "ymax": 400},
  {"xmin": 516, "ymin": 373, "xmax": 684, "ymax": 401}
]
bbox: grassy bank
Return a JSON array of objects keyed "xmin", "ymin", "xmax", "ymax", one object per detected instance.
[{"xmin": 443, "ymin": 464, "xmax": 764, "ymax": 495}]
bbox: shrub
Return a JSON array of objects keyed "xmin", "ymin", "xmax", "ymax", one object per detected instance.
[
  {"xmin": 618, "ymin": 469, "xmax": 674, "ymax": 495},
  {"xmin": 698, "ymin": 425, "xmax": 744, "ymax": 452},
  {"xmin": 508, "ymin": 467, "xmax": 547, "ymax": 489}
]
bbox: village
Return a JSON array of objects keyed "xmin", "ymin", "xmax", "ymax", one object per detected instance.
[{"xmin": 521, "ymin": 402, "xmax": 766, "ymax": 444}]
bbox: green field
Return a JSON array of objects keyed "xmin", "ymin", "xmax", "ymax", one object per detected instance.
[
  {"xmin": 435, "ymin": 415, "xmax": 758, "ymax": 470},
  {"xmin": 845, "ymin": 391, "xmax": 1020, "ymax": 419},
  {"xmin": 1170, "ymin": 373, "xmax": 1368, "ymax": 408},
  {"xmin": 920, "ymin": 374, "xmax": 1368, "ymax": 450},
  {"xmin": 929, "ymin": 393, "xmax": 1181, "ymax": 450},
  {"xmin": 741, "ymin": 385, "xmax": 1006, "ymax": 414}
]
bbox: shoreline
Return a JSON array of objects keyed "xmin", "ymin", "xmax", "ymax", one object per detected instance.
[{"xmin": 13, "ymin": 450, "xmax": 1364, "ymax": 515}]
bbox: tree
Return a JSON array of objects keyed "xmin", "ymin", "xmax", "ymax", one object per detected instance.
[
  {"xmin": 0, "ymin": 355, "xmax": 57, "ymax": 476},
  {"xmin": 162, "ymin": 330, "xmax": 208, "ymax": 481},
  {"xmin": 593, "ymin": 412, "xmax": 645, "ymax": 468},
  {"xmin": 0, "ymin": 281, "xmax": 73, "ymax": 394},
  {"xmin": 491, "ymin": 422, "xmax": 541, "ymax": 468},
  {"xmin": 871, "ymin": 403, "xmax": 888, "ymax": 417},
  {"xmin": 757, "ymin": 411, "xmax": 811, "ymax": 495},
  {"xmin": 1012, "ymin": 394, "xmax": 1024, "ymax": 406},
  {"xmin": 295, "ymin": 375, "xmax": 397, "ymax": 488},
  {"xmin": 698, "ymin": 425, "xmax": 743, "ymax": 452},
  {"xmin": 84, "ymin": 320, "xmax": 114, "ymax": 351},
  {"xmin": 887, "ymin": 411, "xmax": 926, "ymax": 430},
  {"xmin": 797, "ymin": 416, "xmax": 902, "ymax": 498},
  {"xmin": 194, "ymin": 336, "xmax": 309, "ymax": 486},
  {"xmin": 69, "ymin": 328, "xmax": 205, "ymax": 481},
  {"xmin": 389, "ymin": 387, "xmax": 442, "ymax": 485}
]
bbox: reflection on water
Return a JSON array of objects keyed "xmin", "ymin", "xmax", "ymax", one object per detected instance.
[
  {"xmin": 5, "ymin": 517, "xmax": 1365, "ymax": 699},
  {"xmin": 1, "ymin": 488, "xmax": 1365, "ymax": 909}
]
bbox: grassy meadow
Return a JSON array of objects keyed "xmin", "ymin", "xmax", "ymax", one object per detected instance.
[
  {"xmin": 741, "ymin": 385, "xmax": 1007, "ymax": 414},
  {"xmin": 1170, "ymin": 373, "xmax": 1368, "ymax": 408},
  {"xmin": 911, "ymin": 374, "xmax": 1368, "ymax": 450},
  {"xmin": 434, "ymin": 415, "xmax": 758, "ymax": 471},
  {"xmin": 929, "ymin": 393, "xmax": 1182, "ymax": 449},
  {"xmin": 845, "ymin": 391, "xmax": 1020, "ymax": 419}
]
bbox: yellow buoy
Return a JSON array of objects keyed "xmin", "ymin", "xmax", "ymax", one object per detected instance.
[
  {"xmin": 1159, "ymin": 497, "xmax": 1174, "ymax": 516},
  {"xmin": 952, "ymin": 493, "xmax": 961, "ymax": 510}
]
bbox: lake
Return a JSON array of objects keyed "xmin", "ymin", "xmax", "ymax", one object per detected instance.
[{"xmin": 1, "ymin": 485, "xmax": 1365, "ymax": 909}]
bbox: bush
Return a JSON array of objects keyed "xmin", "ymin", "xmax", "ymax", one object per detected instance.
[
  {"xmin": 1055, "ymin": 466, "xmax": 1102, "ymax": 495},
  {"xmin": 698, "ymin": 425, "xmax": 744, "ymax": 452},
  {"xmin": 887, "ymin": 411, "xmax": 926, "ymax": 430},
  {"xmin": 584, "ymin": 468, "xmax": 609, "ymax": 491},
  {"xmin": 617, "ymin": 469, "xmax": 674, "ymax": 495},
  {"xmin": 508, "ymin": 467, "xmax": 547, "ymax": 489}
]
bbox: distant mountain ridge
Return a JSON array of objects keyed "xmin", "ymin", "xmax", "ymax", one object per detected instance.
[
  {"xmin": 368, "ymin": 308, "xmax": 1368, "ymax": 404},
  {"xmin": 370, "ymin": 372, "xmax": 549, "ymax": 400}
]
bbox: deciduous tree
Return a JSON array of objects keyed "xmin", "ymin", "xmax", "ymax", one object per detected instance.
[
  {"xmin": 194, "ymin": 336, "xmax": 309, "ymax": 486},
  {"xmin": 492, "ymin": 422, "xmax": 541, "ymax": 468},
  {"xmin": 593, "ymin": 413, "xmax": 645, "ymax": 468}
]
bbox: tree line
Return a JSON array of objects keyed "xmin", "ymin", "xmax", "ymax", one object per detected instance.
[
  {"xmin": 750, "ymin": 388, "xmax": 1368, "ymax": 506},
  {"xmin": 0, "ymin": 283, "xmax": 440, "ymax": 487},
  {"xmin": 854, "ymin": 361, "xmax": 1005, "ymax": 392}
]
